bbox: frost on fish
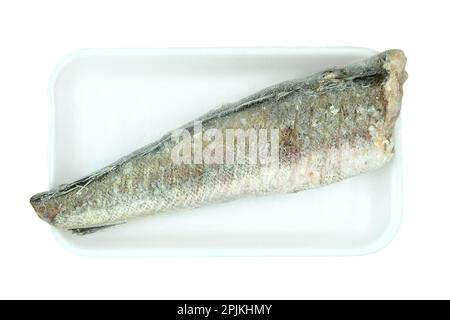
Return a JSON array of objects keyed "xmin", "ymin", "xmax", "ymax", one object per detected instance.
[{"xmin": 30, "ymin": 49, "xmax": 407, "ymax": 234}]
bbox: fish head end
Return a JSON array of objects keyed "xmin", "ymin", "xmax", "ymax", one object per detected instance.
[
  {"xmin": 382, "ymin": 49, "xmax": 407, "ymax": 131},
  {"xmin": 370, "ymin": 49, "xmax": 407, "ymax": 160}
]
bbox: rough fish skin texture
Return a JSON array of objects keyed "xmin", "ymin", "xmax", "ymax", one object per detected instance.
[{"xmin": 30, "ymin": 49, "xmax": 407, "ymax": 233}]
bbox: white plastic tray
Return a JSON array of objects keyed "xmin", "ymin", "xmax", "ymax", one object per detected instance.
[{"xmin": 49, "ymin": 47, "xmax": 402, "ymax": 256}]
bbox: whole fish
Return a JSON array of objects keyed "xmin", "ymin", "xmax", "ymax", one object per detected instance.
[{"xmin": 30, "ymin": 49, "xmax": 407, "ymax": 234}]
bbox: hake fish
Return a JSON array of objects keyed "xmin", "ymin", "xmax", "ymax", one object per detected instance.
[{"xmin": 30, "ymin": 49, "xmax": 407, "ymax": 234}]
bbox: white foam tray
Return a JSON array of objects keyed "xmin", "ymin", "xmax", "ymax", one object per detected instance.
[{"xmin": 49, "ymin": 47, "xmax": 402, "ymax": 256}]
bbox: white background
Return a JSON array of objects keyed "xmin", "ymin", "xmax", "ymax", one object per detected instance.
[{"xmin": 0, "ymin": 0, "xmax": 448, "ymax": 299}]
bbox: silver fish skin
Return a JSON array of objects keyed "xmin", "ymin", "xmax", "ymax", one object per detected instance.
[{"xmin": 30, "ymin": 49, "xmax": 407, "ymax": 233}]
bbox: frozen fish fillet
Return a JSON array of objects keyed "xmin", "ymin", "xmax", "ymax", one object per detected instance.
[{"xmin": 30, "ymin": 49, "xmax": 407, "ymax": 234}]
